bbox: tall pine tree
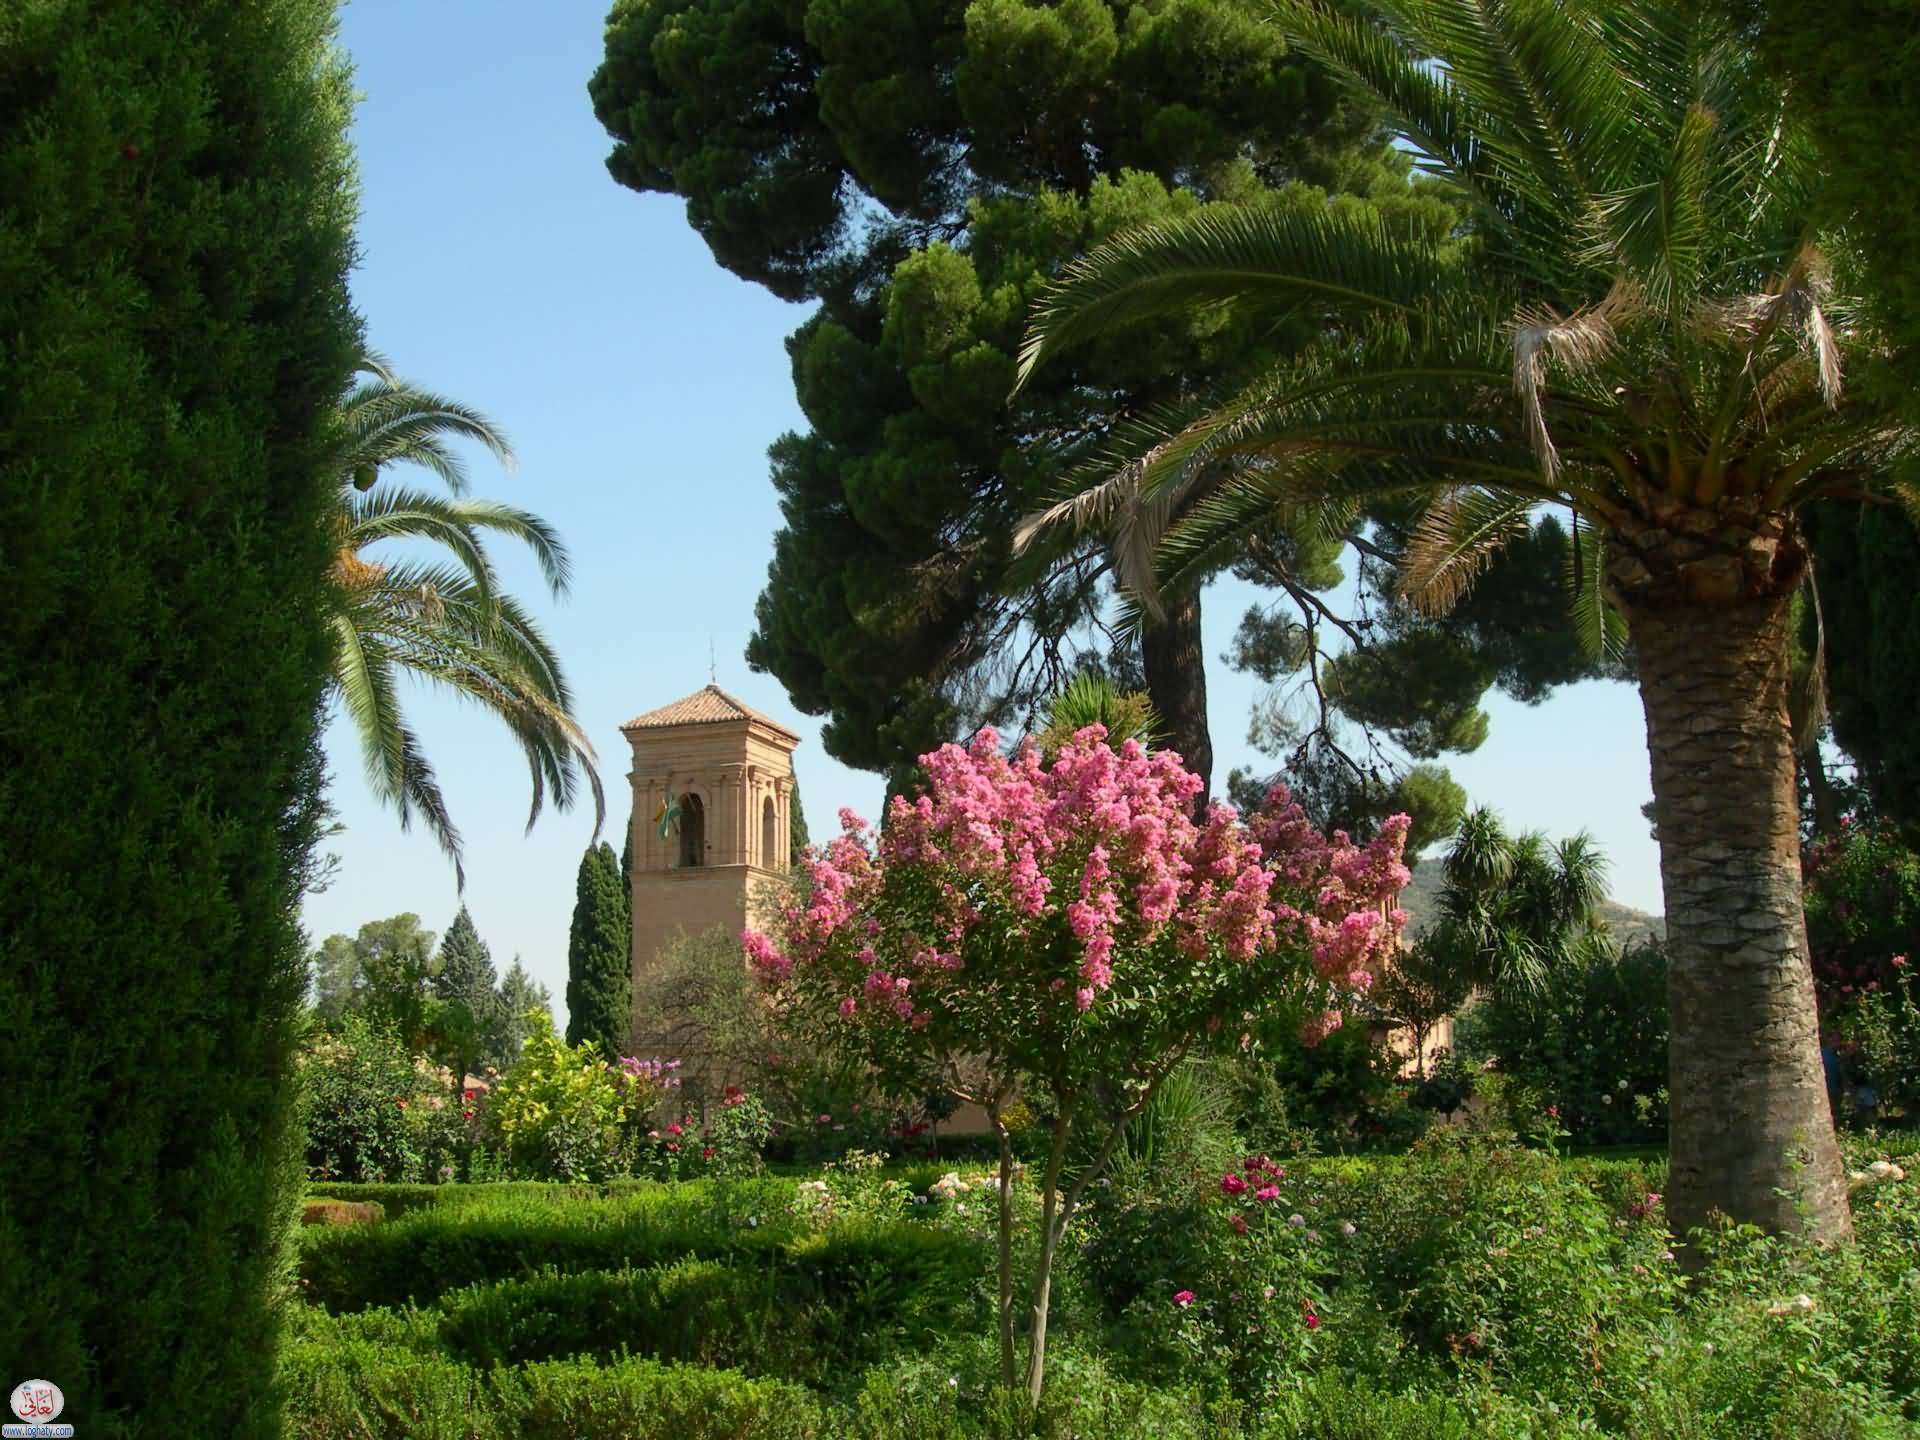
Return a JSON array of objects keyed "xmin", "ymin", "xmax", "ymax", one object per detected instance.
[
  {"xmin": 435, "ymin": 907, "xmax": 501, "ymax": 1078},
  {"xmin": 434, "ymin": 906, "xmax": 498, "ymax": 1008},
  {"xmin": 566, "ymin": 841, "xmax": 631, "ymax": 1057},
  {"xmin": 494, "ymin": 957, "xmax": 553, "ymax": 1071}
]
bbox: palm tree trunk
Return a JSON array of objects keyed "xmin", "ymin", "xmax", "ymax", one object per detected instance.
[
  {"xmin": 1627, "ymin": 587, "xmax": 1851, "ymax": 1247},
  {"xmin": 1140, "ymin": 585, "xmax": 1211, "ymax": 802}
]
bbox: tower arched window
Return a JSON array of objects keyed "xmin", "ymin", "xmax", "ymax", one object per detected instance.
[
  {"xmin": 677, "ymin": 792, "xmax": 705, "ymax": 868},
  {"xmin": 762, "ymin": 795, "xmax": 778, "ymax": 869}
]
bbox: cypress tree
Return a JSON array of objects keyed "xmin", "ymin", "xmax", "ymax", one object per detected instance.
[
  {"xmin": 566, "ymin": 841, "xmax": 632, "ymax": 1057},
  {"xmin": 0, "ymin": 1, "xmax": 359, "ymax": 1431},
  {"xmin": 789, "ymin": 771, "xmax": 809, "ymax": 862}
]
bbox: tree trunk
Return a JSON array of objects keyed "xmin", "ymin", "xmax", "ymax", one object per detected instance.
[
  {"xmin": 1140, "ymin": 585, "xmax": 1211, "ymax": 802},
  {"xmin": 1618, "ymin": 527, "xmax": 1851, "ymax": 1247},
  {"xmin": 993, "ymin": 1118, "xmax": 1017, "ymax": 1390},
  {"xmin": 1800, "ymin": 747, "xmax": 1842, "ymax": 835}
]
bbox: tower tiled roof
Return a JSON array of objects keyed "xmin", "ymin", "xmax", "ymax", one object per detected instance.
[{"xmin": 620, "ymin": 684, "xmax": 800, "ymax": 740}]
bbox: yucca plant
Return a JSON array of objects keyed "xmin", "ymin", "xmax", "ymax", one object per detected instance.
[
  {"xmin": 326, "ymin": 352, "xmax": 603, "ymax": 886},
  {"xmin": 1014, "ymin": 0, "xmax": 1920, "ymax": 1243}
]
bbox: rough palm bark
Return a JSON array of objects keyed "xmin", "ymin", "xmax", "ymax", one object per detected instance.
[
  {"xmin": 1610, "ymin": 506, "xmax": 1852, "ymax": 1247},
  {"xmin": 1140, "ymin": 586, "xmax": 1212, "ymax": 803}
]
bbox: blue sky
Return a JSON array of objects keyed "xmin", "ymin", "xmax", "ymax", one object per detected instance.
[{"xmin": 305, "ymin": 0, "xmax": 1664, "ymax": 1021}]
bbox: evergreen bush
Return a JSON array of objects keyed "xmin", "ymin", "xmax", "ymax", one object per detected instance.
[{"xmin": 0, "ymin": 1, "xmax": 359, "ymax": 1431}]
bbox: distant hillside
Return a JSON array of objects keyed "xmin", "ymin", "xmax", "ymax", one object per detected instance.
[{"xmin": 1396, "ymin": 859, "xmax": 1666, "ymax": 948}]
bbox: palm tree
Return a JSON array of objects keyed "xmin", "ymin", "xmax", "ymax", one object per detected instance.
[
  {"xmin": 1014, "ymin": 0, "xmax": 1918, "ymax": 1242},
  {"xmin": 326, "ymin": 352, "xmax": 603, "ymax": 888},
  {"xmin": 1433, "ymin": 808, "xmax": 1609, "ymax": 996},
  {"xmin": 1373, "ymin": 809, "xmax": 1605, "ymax": 1078}
]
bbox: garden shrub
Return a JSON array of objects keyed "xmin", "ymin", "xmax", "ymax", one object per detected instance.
[
  {"xmin": 0, "ymin": 0, "xmax": 360, "ymax": 1430},
  {"xmin": 1805, "ymin": 821, "xmax": 1920, "ymax": 1122},
  {"xmin": 300, "ymin": 1017, "xmax": 492, "ymax": 1183},
  {"xmin": 1454, "ymin": 939, "xmax": 1671, "ymax": 1145},
  {"xmin": 283, "ymin": 1336, "xmax": 829, "ymax": 1439},
  {"xmin": 297, "ymin": 1185, "xmax": 982, "ymax": 1317},
  {"xmin": 1086, "ymin": 1141, "xmax": 1678, "ymax": 1408},
  {"xmin": 384, "ymin": 1227, "xmax": 978, "ymax": 1385},
  {"xmin": 490, "ymin": 1010, "xmax": 630, "ymax": 1180}
]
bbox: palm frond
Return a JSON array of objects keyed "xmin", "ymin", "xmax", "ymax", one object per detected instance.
[
  {"xmin": 1511, "ymin": 281, "xmax": 1639, "ymax": 481},
  {"xmin": 1566, "ymin": 514, "xmax": 1629, "ymax": 662},
  {"xmin": 1014, "ymin": 205, "xmax": 1455, "ymax": 392},
  {"xmin": 334, "ymin": 354, "xmax": 517, "ymax": 496},
  {"xmin": 1399, "ymin": 487, "xmax": 1535, "ymax": 615}
]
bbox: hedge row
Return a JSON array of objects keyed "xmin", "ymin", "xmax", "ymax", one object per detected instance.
[
  {"xmin": 299, "ymin": 1193, "xmax": 981, "ymax": 1315},
  {"xmin": 284, "ymin": 1335, "xmax": 1571, "ymax": 1440},
  {"xmin": 298, "ymin": 1240, "xmax": 980, "ymax": 1384}
]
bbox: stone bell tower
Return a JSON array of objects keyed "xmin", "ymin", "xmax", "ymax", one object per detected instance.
[{"xmin": 621, "ymin": 685, "xmax": 800, "ymax": 1021}]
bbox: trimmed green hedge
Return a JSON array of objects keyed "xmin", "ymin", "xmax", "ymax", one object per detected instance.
[
  {"xmin": 286, "ymin": 1341, "xmax": 829, "ymax": 1440},
  {"xmin": 0, "ymin": 1, "xmax": 359, "ymax": 1434},
  {"xmin": 299, "ymin": 1236, "xmax": 978, "ymax": 1387},
  {"xmin": 298, "ymin": 1189, "xmax": 982, "ymax": 1317}
]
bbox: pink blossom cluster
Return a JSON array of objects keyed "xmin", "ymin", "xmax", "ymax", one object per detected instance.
[
  {"xmin": 1249, "ymin": 785, "xmax": 1411, "ymax": 993},
  {"xmin": 740, "ymin": 727, "xmax": 1410, "ymax": 1042}
]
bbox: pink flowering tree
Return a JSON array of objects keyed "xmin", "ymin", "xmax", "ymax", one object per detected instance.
[{"xmin": 742, "ymin": 724, "xmax": 1410, "ymax": 1407}]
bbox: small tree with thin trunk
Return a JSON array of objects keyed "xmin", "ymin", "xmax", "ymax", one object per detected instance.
[{"xmin": 744, "ymin": 725, "xmax": 1410, "ymax": 1409}]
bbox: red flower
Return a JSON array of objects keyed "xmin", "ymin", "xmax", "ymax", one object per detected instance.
[
  {"xmin": 1172, "ymin": 1290, "xmax": 1195, "ymax": 1307},
  {"xmin": 1228, "ymin": 1214, "xmax": 1249, "ymax": 1235},
  {"xmin": 1304, "ymin": 1312, "xmax": 1321, "ymax": 1330},
  {"xmin": 703, "ymin": 1146, "xmax": 715, "ymax": 1159},
  {"xmin": 395, "ymin": 1098, "xmax": 410, "ymax": 1110},
  {"xmin": 462, "ymin": 1110, "xmax": 475, "ymax": 1121},
  {"xmin": 1220, "ymin": 1173, "xmax": 1249, "ymax": 1196},
  {"xmin": 666, "ymin": 1122, "xmax": 683, "ymax": 1136}
]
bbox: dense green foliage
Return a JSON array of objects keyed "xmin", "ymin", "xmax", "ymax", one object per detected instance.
[
  {"xmin": 311, "ymin": 909, "xmax": 549, "ymax": 1078},
  {"xmin": 300, "ymin": 1018, "xmax": 496, "ymax": 1184},
  {"xmin": 1803, "ymin": 504, "xmax": 1920, "ymax": 834},
  {"xmin": 432, "ymin": 906, "xmax": 503, "ymax": 1078},
  {"xmin": 1728, "ymin": 0, "xmax": 1920, "ymax": 380},
  {"xmin": 0, "ymin": 2, "xmax": 360, "ymax": 1431},
  {"xmin": 1455, "ymin": 939, "xmax": 1672, "ymax": 1146},
  {"xmin": 1804, "ymin": 821, "xmax": 1920, "ymax": 1120},
  {"xmin": 288, "ymin": 1138, "xmax": 1920, "ymax": 1436},
  {"xmin": 566, "ymin": 839, "xmax": 632, "ymax": 1056},
  {"xmin": 592, "ymin": 0, "xmax": 1498, "ymax": 796}
]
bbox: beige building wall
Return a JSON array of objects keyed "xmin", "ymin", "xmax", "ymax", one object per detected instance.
[{"xmin": 621, "ymin": 686, "xmax": 800, "ymax": 1052}]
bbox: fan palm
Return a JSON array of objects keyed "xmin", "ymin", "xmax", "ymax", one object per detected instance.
[
  {"xmin": 326, "ymin": 353, "xmax": 603, "ymax": 889},
  {"xmin": 1014, "ymin": 0, "xmax": 1916, "ymax": 1242}
]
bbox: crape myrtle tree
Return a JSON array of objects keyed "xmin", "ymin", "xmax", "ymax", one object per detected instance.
[
  {"xmin": 590, "ymin": 0, "xmax": 1465, "ymax": 795},
  {"xmin": 0, "ymin": 0, "xmax": 359, "ymax": 1430},
  {"xmin": 1015, "ymin": 0, "xmax": 1919, "ymax": 1244},
  {"xmin": 743, "ymin": 724, "xmax": 1410, "ymax": 1408}
]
